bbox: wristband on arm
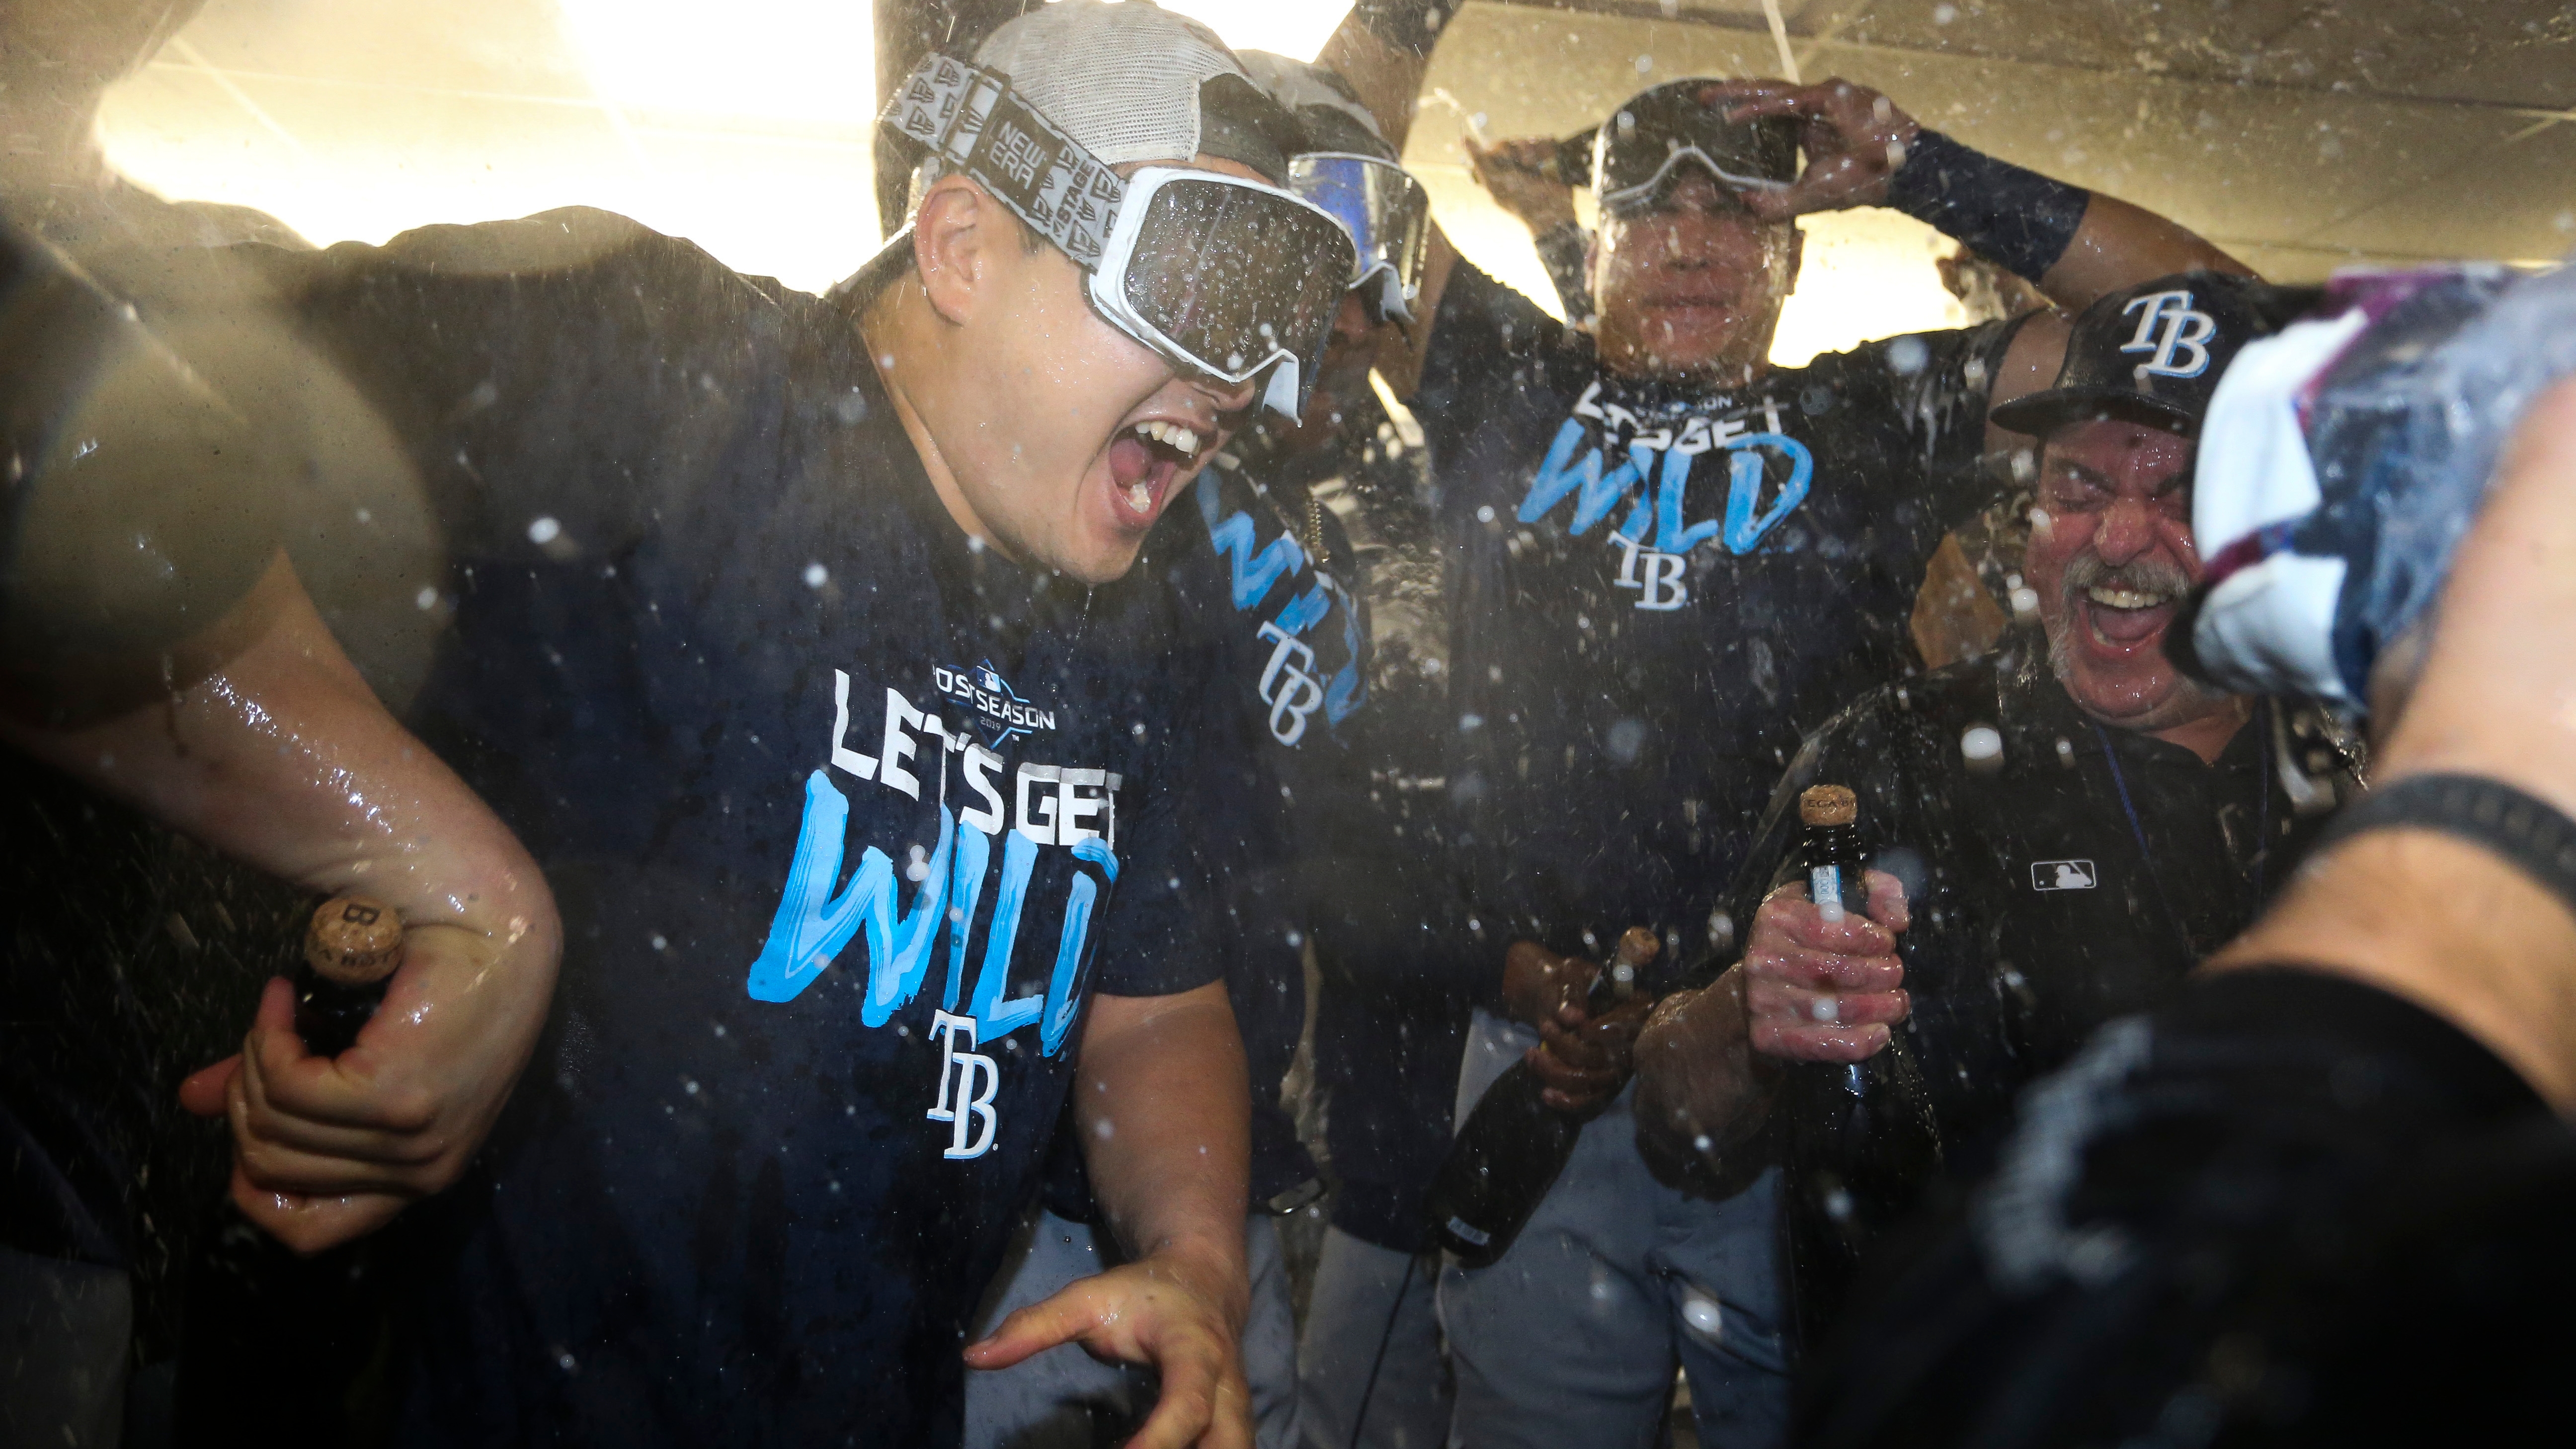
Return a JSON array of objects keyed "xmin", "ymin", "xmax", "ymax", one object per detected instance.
[
  {"xmin": 1883, "ymin": 130, "xmax": 2091, "ymax": 285},
  {"xmin": 1349, "ymin": 0, "xmax": 1451, "ymax": 57},
  {"xmin": 2310, "ymin": 773, "xmax": 2576, "ymax": 925}
]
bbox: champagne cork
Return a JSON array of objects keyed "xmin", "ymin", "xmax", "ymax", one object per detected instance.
[
  {"xmin": 1609, "ymin": 926, "xmax": 1661, "ymax": 968},
  {"xmin": 304, "ymin": 895, "xmax": 405, "ymax": 987},
  {"xmin": 1799, "ymin": 784, "xmax": 1857, "ymax": 827}
]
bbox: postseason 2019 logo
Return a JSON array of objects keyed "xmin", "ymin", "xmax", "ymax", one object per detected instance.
[{"xmin": 933, "ymin": 661, "xmax": 1057, "ymax": 748}]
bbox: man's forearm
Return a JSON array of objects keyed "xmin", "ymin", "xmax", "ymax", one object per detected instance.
[
  {"xmin": 2039, "ymin": 192, "xmax": 2250, "ymax": 310},
  {"xmin": 2208, "ymin": 381, "xmax": 2576, "ymax": 1112},
  {"xmin": 1881, "ymin": 129, "xmax": 2248, "ymax": 311},
  {"xmin": 1317, "ymin": 5, "xmax": 1442, "ymax": 152},
  {"xmin": 2, "ymin": 553, "xmax": 552, "ymax": 948},
  {"xmin": 1077, "ymin": 981, "xmax": 1253, "ymax": 1306}
]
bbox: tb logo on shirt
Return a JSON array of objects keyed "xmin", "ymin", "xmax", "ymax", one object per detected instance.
[{"xmin": 926, "ymin": 1011, "xmax": 999, "ymax": 1158}]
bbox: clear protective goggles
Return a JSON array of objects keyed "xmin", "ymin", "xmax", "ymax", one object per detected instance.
[
  {"xmin": 1287, "ymin": 153, "xmax": 1433, "ymax": 325},
  {"xmin": 883, "ymin": 55, "xmax": 1356, "ymax": 417},
  {"xmin": 1589, "ymin": 83, "xmax": 1799, "ymax": 216}
]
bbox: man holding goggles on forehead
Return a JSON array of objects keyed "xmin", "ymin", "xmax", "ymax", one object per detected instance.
[
  {"xmin": 112, "ymin": 2, "xmax": 1357, "ymax": 1443},
  {"xmin": 1307, "ymin": 3, "xmax": 2255, "ymax": 1444}
]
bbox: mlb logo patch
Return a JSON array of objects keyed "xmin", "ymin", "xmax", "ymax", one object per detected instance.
[{"xmin": 2030, "ymin": 860, "xmax": 2097, "ymax": 891}]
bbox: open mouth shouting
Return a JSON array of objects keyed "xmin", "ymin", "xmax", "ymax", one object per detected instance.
[
  {"xmin": 1104, "ymin": 417, "xmax": 1209, "ymax": 531},
  {"xmin": 2064, "ymin": 558, "xmax": 2192, "ymax": 657}
]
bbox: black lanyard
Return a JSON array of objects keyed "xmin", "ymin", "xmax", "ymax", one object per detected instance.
[{"xmin": 2090, "ymin": 699, "xmax": 2272, "ymax": 961}]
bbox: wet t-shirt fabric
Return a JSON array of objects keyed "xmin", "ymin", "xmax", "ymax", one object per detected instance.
[
  {"xmin": 1797, "ymin": 971, "xmax": 2559, "ymax": 1449},
  {"xmin": 1721, "ymin": 645, "xmax": 2345, "ymax": 1337},
  {"xmin": 1157, "ymin": 433, "xmax": 1369, "ymax": 1204},
  {"xmin": 1260, "ymin": 399, "xmax": 1488, "ymax": 1251},
  {"xmin": 1420, "ymin": 262, "xmax": 2013, "ymax": 984},
  {"xmin": 233, "ymin": 209, "xmax": 1217, "ymax": 1446}
]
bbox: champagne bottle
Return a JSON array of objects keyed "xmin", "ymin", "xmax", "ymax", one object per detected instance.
[
  {"xmin": 1425, "ymin": 926, "xmax": 1658, "ymax": 1268},
  {"xmin": 1780, "ymin": 785, "xmax": 1942, "ymax": 1328},
  {"xmin": 296, "ymin": 894, "xmax": 404, "ymax": 1057}
]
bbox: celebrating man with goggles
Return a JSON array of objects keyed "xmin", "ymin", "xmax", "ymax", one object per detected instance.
[
  {"xmin": 88, "ymin": 3, "xmax": 1358, "ymax": 1443},
  {"xmin": 959, "ymin": 50, "xmax": 1464, "ymax": 1449},
  {"xmin": 1308, "ymin": 2, "xmax": 2259, "ymax": 1443}
]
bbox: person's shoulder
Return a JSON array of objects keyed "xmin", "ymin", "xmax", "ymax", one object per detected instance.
[
  {"xmin": 1804, "ymin": 320, "xmax": 2007, "ymax": 390},
  {"xmin": 1423, "ymin": 259, "xmax": 1588, "ymax": 394},
  {"xmin": 290, "ymin": 206, "xmax": 798, "ymax": 332}
]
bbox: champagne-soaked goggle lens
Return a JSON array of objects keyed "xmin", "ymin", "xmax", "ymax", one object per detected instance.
[
  {"xmin": 1120, "ymin": 177, "xmax": 1354, "ymax": 386},
  {"xmin": 1289, "ymin": 155, "xmax": 1432, "ymax": 322},
  {"xmin": 1594, "ymin": 99, "xmax": 1796, "ymax": 209}
]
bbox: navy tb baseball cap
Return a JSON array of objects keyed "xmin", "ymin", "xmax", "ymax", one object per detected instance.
[{"xmin": 1991, "ymin": 272, "xmax": 2308, "ymax": 438}]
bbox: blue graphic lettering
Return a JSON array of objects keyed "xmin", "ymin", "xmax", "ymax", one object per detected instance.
[
  {"xmin": 1653, "ymin": 449, "xmax": 1720, "ymax": 555},
  {"xmin": 1518, "ymin": 419, "xmax": 1655, "ymax": 538},
  {"xmin": 970, "ymin": 829, "xmax": 1045, "ymax": 1038},
  {"xmin": 1325, "ymin": 577, "xmax": 1366, "ymax": 726},
  {"xmin": 940, "ymin": 824, "xmax": 991, "ymax": 1011},
  {"xmin": 1720, "ymin": 433, "xmax": 1814, "ymax": 553},
  {"xmin": 1274, "ymin": 582, "xmax": 1333, "ymax": 638},
  {"xmin": 743, "ymin": 771, "xmax": 953, "ymax": 1016},
  {"xmin": 1042, "ymin": 837, "xmax": 1121, "ymax": 1056},
  {"xmin": 1201, "ymin": 489, "xmax": 1308, "ymax": 609}
]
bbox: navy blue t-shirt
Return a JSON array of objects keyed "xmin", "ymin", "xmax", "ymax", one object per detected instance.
[
  {"xmin": 1420, "ymin": 262, "xmax": 2011, "ymax": 984},
  {"xmin": 1235, "ymin": 402, "xmax": 1486, "ymax": 1250},
  {"xmin": 238, "ymin": 209, "xmax": 1219, "ymax": 1445},
  {"xmin": 1160, "ymin": 441, "xmax": 1368, "ymax": 1203}
]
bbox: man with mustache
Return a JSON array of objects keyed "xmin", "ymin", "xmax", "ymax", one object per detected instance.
[
  {"xmin": 1630, "ymin": 273, "xmax": 2357, "ymax": 1346},
  {"xmin": 1311, "ymin": 0, "xmax": 2254, "ymax": 1436}
]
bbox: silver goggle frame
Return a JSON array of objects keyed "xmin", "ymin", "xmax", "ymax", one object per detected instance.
[
  {"xmin": 1596, "ymin": 145, "xmax": 1791, "ymax": 215},
  {"xmin": 1288, "ymin": 152, "xmax": 1433, "ymax": 325}
]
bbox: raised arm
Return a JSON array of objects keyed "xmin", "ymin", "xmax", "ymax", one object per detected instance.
[
  {"xmin": 2, "ymin": 554, "xmax": 561, "ymax": 1253},
  {"xmin": 1705, "ymin": 76, "xmax": 2247, "ymax": 438},
  {"xmin": 965, "ymin": 980, "xmax": 1256, "ymax": 1449}
]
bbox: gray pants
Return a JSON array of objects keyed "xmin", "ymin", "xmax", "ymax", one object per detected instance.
[
  {"xmin": 1438, "ymin": 1009, "xmax": 1790, "ymax": 1449},
  {"xmin": 964, "ymin": 1208, "xmax": 1301, "ymax": 1449},
  {"xmin": 1296, "ymin": 1226, "xmax": 1450, "ymax": 1449}
]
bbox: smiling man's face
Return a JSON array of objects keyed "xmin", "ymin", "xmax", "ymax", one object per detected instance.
[
  {"xmin": 1591, "ymin": 169, "xmax": 1797, "ymax": 383},
  {"xmin": 919, "ymin": 154, "xmax": 1270, "ymax": 585},
  {"xmin": 2027, "ymin": 416, "xmax": 2236, "ymax": 731}
]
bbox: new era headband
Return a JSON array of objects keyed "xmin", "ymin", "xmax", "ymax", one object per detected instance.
[{"xmin": 884, "ymin": 54, "xmax": 1127, "ymax": 270}]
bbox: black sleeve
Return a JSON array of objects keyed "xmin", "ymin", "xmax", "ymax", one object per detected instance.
[
  {"xmin": 1415, "ymin": 258, "xmax": 1567, "ymax": 462},
  {"xmin": 1530, "ymin": 222, "xmax": 1594, "ymax": 323},
  {"xmin": 1867, "ymin": 316, "xmax": 2028, "ymax": 528},
  {"xmin": 1796, "ymin": 968, "xmax": 2556, "ymax": 1449},
  {"xmin": 239, "ymin": 206, "xmax": 796, "ymax": 563}
]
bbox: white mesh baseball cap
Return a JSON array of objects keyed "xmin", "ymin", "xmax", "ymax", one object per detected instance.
[{"xmin": 973, "ymin": 1, "xmax": 1266, "ymax": 173}]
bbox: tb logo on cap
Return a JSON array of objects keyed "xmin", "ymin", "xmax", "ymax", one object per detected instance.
[{"xmin": 2120, "ymin": 290, "xmax": 2218, "ymax": 379}]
